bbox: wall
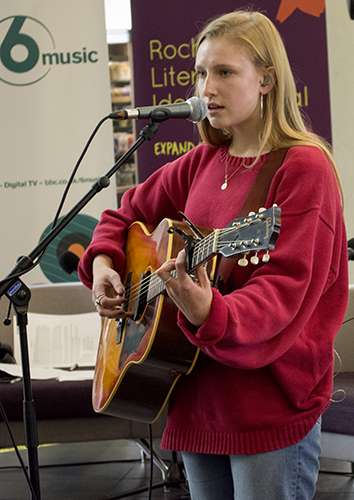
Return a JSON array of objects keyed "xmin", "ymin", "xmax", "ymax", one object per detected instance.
[
  {"xmin": 326, "ymin": 0, "xmax": 354, "ymax": 284},
  {"xmin": 0, "ymin": 1, "xmax": 116, "ymax": 285}
]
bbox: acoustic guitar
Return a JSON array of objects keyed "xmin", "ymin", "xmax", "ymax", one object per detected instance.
[{"xmin": 92, "ymin": 206, "xmax": 281, "ymax": 423}]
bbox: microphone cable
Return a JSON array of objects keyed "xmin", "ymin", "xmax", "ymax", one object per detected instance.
[{"xmin": 0, "ymin": 113, "xmax": 111, "ymax": 288}]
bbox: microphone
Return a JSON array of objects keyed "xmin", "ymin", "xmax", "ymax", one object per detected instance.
[
  {"xmin": 348, "ymin": 238, "xmax": 354, "ymax": 261},
  {"xmin": 109, "ymin": 96, "xmax": 207, "ymax": 123}
]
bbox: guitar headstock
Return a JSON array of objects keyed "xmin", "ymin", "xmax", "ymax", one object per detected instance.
[{"xmin": 218, "ymin": 205, "xmax": 281, "ymax": 266}]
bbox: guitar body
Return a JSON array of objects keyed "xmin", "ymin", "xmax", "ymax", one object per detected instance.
[
  {"xmin": 92, "ymin": 206, "xmax": 281, "ymax": 424},
  {"xmin": 92, "ymin": 219, "xmax": 212, "ymax": 423}
]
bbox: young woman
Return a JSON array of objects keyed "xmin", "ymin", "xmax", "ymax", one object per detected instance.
[{"xmin": 78, "ymin": 9, "xmax": 348, "ymax": 500}]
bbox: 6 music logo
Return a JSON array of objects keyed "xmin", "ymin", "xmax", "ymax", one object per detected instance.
[
  {"xmin": 0, "ymin": 15, "xmax": 99, "ymax": 86},
  {"xmin": 0, "ymin": 15, "xmax": 54, "ymax": 86}
]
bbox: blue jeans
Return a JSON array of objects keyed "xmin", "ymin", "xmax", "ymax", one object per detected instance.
[{"xmin": 181, "ymin": 419, "xmax": 322, "ymax": 500}]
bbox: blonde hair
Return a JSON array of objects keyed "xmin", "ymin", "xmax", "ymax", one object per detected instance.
[{"xmin": 195, "ymin": 9, "xmax": 343, "ymax": 201}]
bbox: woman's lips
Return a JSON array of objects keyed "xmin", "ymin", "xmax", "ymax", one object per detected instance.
[{"xmin": 207, "ymin": 103, "xmax": 224, "ymax": 116}]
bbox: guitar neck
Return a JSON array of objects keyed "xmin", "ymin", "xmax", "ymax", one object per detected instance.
[{"xmin": 135, "ymin": 206, "xmax": 280, "ymax": 307}]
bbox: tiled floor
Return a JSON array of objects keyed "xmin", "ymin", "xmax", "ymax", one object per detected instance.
[
  {"xmin": 0, "ymin": 439, "xmax": 353, "ymax": 500},
  {"xmin": 0, "ymin": 439, "xmax": 188, "ymax": 500}
]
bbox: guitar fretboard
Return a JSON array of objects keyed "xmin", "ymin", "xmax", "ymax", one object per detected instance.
[{"xmin": 146, "ymin": 230, "xmax": 220, "ymax": 302}]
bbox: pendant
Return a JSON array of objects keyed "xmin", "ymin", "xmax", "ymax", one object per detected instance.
[{"xmin": 221, "ymin": 182, "xmax": 228, "ymax": 190}]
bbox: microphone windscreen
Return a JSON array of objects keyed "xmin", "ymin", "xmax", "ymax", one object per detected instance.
[
  {"xmin": 348, "ymin": 238, "xmax": 354, "ymax": 250},
  {"xmin": 59, "ymin": 251, "xmax": 80, "ymax": 274}
]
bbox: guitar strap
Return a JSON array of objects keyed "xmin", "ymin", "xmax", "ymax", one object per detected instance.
[{"xmin": 216, "ymin": 148, "xmax": 289, "ymax": 289}]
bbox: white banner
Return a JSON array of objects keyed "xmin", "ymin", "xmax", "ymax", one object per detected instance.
[{"xmin": 0, "ymin": 0, "xmax": 116, "ymax": 285}]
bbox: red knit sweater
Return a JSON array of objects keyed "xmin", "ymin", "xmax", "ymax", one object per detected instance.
[{"xmin": 79, "ymin": 143, "xmax": 348, "ymax": 455}]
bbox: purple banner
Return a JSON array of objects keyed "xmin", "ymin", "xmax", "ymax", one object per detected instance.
[{"xmin": 131, "ymin": 0, "xmax": 329, "ymax": 182}]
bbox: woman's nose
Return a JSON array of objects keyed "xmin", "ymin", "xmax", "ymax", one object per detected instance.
[{"xmin": 202, "ymin": 75, "xmax": 217, "ymax": 97}]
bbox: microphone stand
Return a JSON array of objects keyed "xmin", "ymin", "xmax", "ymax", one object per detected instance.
[{"xmin": 0, "ymin": 119, "xmax": 160, "ymax": 500}]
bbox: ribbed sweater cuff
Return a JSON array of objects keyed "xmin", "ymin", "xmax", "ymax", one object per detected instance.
[{"xmin": 160, "ymin": 413, "xmax": 320, "ymax": 455}]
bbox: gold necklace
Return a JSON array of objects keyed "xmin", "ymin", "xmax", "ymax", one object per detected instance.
[{"xmin": 221, "ymin": 158, "xmax": 244, "ymax": 190}]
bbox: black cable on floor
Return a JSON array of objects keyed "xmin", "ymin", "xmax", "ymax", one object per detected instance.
[{"xmin": 148, "ymin": 423, "xmax": 154, "ymax": 500}]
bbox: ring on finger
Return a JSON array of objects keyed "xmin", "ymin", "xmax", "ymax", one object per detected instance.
[{"xmin": 95, "ymin": 293, "xmax": 106, "ymax": 307}]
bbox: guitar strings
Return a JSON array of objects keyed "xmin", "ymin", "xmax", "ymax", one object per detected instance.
[
  {"xmin": 126, "ymin": 225, "xmax": 263, "ymax": 306},
  {"xmin": 123, "ymin": 221, "xmax": 262, "ymax": 307},
  {"xmin": 123, "ymin": 229, "xmax": 218, "ymax": 306},
  {"xmin": 126, "ymin": 221, "xmax": 265, "ymax": 305}
]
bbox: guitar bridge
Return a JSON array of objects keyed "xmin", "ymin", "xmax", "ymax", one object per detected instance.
[
  {"xmin": 116, "ymin": 318, "xmax": 124, "ymax": 345},
  {"xmin": 133, "ymin": 270, "xmax": 151, "ymax": 322}
]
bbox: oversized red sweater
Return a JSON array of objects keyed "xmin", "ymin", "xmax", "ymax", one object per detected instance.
[{"xmin": 79, "ymin": 143, "xmax": 348, "ymax": 455}]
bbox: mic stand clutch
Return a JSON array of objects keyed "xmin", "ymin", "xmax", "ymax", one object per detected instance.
[{"xmin": 0, "ymin": 119, "xmax": 161, "ymax": 500}]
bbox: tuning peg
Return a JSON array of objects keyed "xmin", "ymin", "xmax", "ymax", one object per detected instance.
[
  {"xmin": 238, "ymin": 256, "xmax": 248, "ymax": 267},
  {"xmin": 256, "ymin": 207, "xmax": 267, "ymax": 220},
  {"xmin": 248, "ymin": 211, "xmax": 256, "ymax": 216},
  {"xmin": 250, "ymin": 253, "xmax": 259, "ymax": 265},
  {"xmin": 262, "ymin": 250, "xmax": 270, "ymax": 263}
]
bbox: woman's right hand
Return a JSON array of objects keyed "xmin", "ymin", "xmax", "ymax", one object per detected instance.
[{"xmin": 92, "ymin": 254, "xmax": 132, "ymax": 319}]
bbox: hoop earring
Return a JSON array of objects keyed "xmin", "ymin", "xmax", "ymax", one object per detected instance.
[{"xmin": 260, "ymin": 94, "xmax": 264, "ymax": 119}]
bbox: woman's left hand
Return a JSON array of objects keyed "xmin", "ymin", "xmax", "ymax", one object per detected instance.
[{"xmin": 156, "ymin": 249, "xmax": 213, "ymax": 328}]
